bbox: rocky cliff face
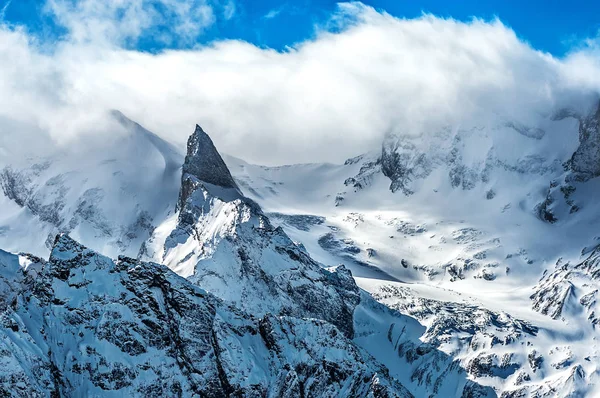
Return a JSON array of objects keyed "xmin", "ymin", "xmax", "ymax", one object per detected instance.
[
  {"xmin": 530, "ymin": 102, "xmax": 600, "ymax": 223},
  {"xmin": 0, "ymin": 234, "xmax": 411, "ymax": 397},
  {"xmin": 0, "ymin": 249, "xmax": 44, "ymax": 309},
  {"xmin": 342, "ymin": 119, "xmax": 567, "ymax": 205},
  {"xmin": 570, "ymin": 101, "xmax": 600, "ymax": 178},
  {"xmin": 177, "ymin": 125, "xmax": 240, "ymax": 213},
  {"xmin": 380, "ymin": 134, "xmax": 434, "ymax": 195}
]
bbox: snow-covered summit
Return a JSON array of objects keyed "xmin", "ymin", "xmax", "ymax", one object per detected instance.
[
  {"xmin": 0, "ymin": 110, "xmax": 183, "ymax": 258},
  {"xmin": 5, "ymin": 108, "xmax": 600, "ymax": 396}
]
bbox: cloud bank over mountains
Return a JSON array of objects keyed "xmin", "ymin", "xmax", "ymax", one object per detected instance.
[{"xmin": 1, "ymin": 1, "xmax": 600, "ymax": 164}]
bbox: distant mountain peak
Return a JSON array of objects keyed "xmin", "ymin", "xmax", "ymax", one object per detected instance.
[
  {"xmin": 177, "ymin": 125, "xmax": 240, "ymax": 210},
  {"xmin": 186, "ymin": 124, "xmax": 238, "ymax": 189}
]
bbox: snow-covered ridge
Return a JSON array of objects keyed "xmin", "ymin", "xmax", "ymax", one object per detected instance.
[
  {"xmin": 141, "ymin": 122, "xmax": 492, "ymax": 397},
  {"xmin": 0, "ymin": 234, "xmax": 411, "ymax": 397},
  {"xmin": 0, "ymin": 111, "xmax": 183, "ymax": 258}
]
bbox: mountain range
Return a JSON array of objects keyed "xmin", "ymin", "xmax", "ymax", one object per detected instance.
[{"xmin": 2, "ymin": 101, "xmax": 600, "ymax": 397}]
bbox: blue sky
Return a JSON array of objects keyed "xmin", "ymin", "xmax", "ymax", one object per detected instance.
[{"xmin": 2, "ymin": 0, "xmax": 600, "ymax": 56}]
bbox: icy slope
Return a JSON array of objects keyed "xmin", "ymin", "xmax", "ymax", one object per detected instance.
[
  {"xmin": 224, "ymin": 103, "xmax": 600, "ymax": 286},
  {"xmin": 0, "ymin": 110, "xmax": 183, "ymax": 258}
]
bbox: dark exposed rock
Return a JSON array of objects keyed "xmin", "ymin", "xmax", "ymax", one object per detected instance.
[
  {"xmin": 267, "ymin": 212, "xmax": 325, "ymax": 232},
  {"xmin": 535, "ymin": 184, "xmax": 558, "ymax": 224},
  {"xmin": 177, "ymin": 125, "xmax": 239, "ymax": 211},
  {"xmin": 528, "ymin": 351, "xmax": 543, "ymax": 373},
  {"xmin": 570, "ymin": 101, "xmax": 600, "ymax": 177},
  {"xmin": 380, "ymin": 135, "xmax": 432, "ymax": 195},
  {"xmin": 505, "ymin": 122, "xmax": 545, "ymax": 140},
  {"xmin": 0, "ymin": 167, "xmax": 32, "ymax": 207},
  {"xmin": 374, "ymin": 284, "xmax": 537, "ymax": 349},
  {"xmin": 345, "ymin": 158, "xmax": 382, "ymax": 191},
  {"xmin": 532, "ymin": 244, "xmax": 600, "ymax": 326}
]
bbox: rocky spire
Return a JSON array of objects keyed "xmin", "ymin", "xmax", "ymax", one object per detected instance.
[{"xmin": 177, "ymin": 125, "xmax": 239, "ymax": 210}]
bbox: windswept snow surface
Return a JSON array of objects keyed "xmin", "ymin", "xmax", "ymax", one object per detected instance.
[
  {"xmin": 0, "ymin": 120, "xmax": 492, "ymax": 397},
  {"xmin": 0, "ymin": 110, "xmax": 183, "ymax": 258}
]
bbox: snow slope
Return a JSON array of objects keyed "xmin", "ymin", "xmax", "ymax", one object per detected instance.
[
  {"xmin": 0, "ymin": 110, "xmax": 183, "ymax": 258},
  {"xmin": 142, "ymin": 124, "xmax": 491, "ymax": 397},
  {"xmin": 224, "ymin": 101, "xmax": 600, "ymax": 397},
  {"xmin": 0, "ymin": 119, "xmax": 494, "ymax": 397}
]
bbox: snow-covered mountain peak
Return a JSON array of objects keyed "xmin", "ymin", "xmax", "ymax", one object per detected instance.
[
  {"xmin": 0, "ymin": 112, "xmax": 183, "ymax": 258},
  {"xmin": 144, "ymin": 126, "xmax": 366, "ymax": 339},
  {"xmin": 133, "ymin": 127, "xmax": 499, "ymax": 397}
]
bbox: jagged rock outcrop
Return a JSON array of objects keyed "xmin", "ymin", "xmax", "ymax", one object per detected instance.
[
  {"xmin": 368, "ymin": 283, "xmax": 599, "ymax": 397},
  {"xmin": 366, "ymin": 122, "xmax": 562, "ymax": 198},
  {"xmin": 532, "ymin": 247, "xmax": 600, "ymax": 326},
  {"xmin": 0, "ymin": 235, "xmax": 411, "ymax": 397},
  {"xmin": 177, "ymin": 125, "xmax": 240, "ymax": 213},
  {"xmin": 533, "ymin": 101, "xmax": 600, "ymax": 223},
  {"xmin": 570, "ymin": 101, "xmax": 600, "ymax": 178},
  {"xmin": 344, "ymin": 155, "xmax": 382, "ymax": 191},
  {"xmin": 380, "ymin": 134, "xmax": 433, "ymax": 195},
  {"xmin": 0, "ymin": 250, "xmax": 44, "ymax": 309}
]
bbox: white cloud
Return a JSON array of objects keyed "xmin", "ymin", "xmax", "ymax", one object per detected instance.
[
  {"xmin": 0, "ymin": 0, "xmax": 12, "ymax": 20},
  {"xmin": 263, "ymin": 5, "xmax": 285, "ymax": 20},
  {"xmin": 222, "ymin": 0, "xmax": 235, "ymax": 20},
  {"xmin": 44, "ymin": 0, "xmax": 227, "ymax": 46},
  {"xmin": 0, "ymin": 2, "xmax": 600, "ymax": 165}
]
